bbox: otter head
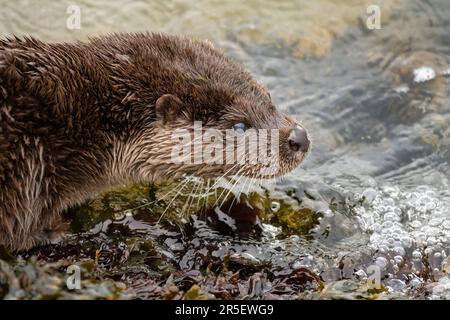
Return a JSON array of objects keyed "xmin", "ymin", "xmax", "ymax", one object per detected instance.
[
  {"xmin": 126, "ymin": 87, "xmax": 310, "ymax": 182},
  {"xmin": 118, "ymin": 38, "xmax": 310, "ymax": 182}
]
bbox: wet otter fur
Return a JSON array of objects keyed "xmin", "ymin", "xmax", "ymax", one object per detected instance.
[{"xmin": 0, "ymin": 32, "xmax": 309, "ymax": 251}]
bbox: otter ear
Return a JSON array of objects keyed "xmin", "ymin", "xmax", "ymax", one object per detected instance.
[{"xmin": 155, "ymin": 94, "xmax": 184, "ymax": 123}]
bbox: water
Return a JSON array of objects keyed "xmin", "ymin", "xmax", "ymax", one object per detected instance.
[{"xmin": 1, "ymin": 0, "xmax": 449, "ymax": 299}]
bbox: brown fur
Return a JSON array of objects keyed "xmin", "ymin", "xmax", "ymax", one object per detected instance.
[{"xmin": 0, "ymin": 32, "xmax": 307, "ymax": 251}]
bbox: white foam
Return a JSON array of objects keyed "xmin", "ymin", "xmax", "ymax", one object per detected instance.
[{"xmin": 413, "ymin": 66, "xmax": 436, "ymax": 83}]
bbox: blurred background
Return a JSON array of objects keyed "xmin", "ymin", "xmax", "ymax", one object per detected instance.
[{"xmin": 1, "ymin": 0, "xmax": 449, "ymax": 300}]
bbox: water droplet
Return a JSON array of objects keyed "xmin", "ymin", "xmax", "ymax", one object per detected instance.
[
  {"xmin": 125, "ymin": 210, "xmax": 133, "ymax": 217},
  {"xmin": 113, "ymin": 212, "xmax": 125, "ymax": 220}
]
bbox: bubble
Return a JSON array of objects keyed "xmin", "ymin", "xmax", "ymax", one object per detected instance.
[
  {"xmin": 382, "ymin": 186, "xmax": 400, "ymax": 199},
  {"xmin": 393, "ymin": 238, "xmax": 403, "ymax": 246},
  {"xmin": 416, "ymin": 185, "xmax": 431, "ymax": 193},
  {"xmin": 393, "ymin": 247, "xmax": 406, "ymax": 256},
  {"xmin": 125, "ymin": 210, "xmax": 133, "ymax": 217},
  {"xmin": 428, "ymin": 219, "xmax": 443, "ymax": 227},
  {"xmin": 361, "ymin": 177, "xmax": 377, "ymax": 188},
  {"xmin": 262, "ymin": 223, "xmax": 281, "ymax": 239},
  {"xmin": 362, "ymin": 188, "xmax": 378, "ymax": 203},
  {"xmin": 412, "ymin": 251, "xmax": 422, "ymax": 261},
  {"xmin": 385, "ymin": 237, "xmax": 396, "ymax": 248},
  {"xmin": 426, "ymin": 201, "xmax": 438, "ymax": 211},
  {"xmin": 390, "ymin": 227, "xmax": 404, "ymax": 238},
  {"xmin": 432, "ymin": 284, "xmax": 446, "ymax": 295},
  {"xmin": 113, "ymin": 212, "xmax": 125, "ymax": 220},
  {"xmin": 424, "ymin": 226, "xmax": 441, "ymax": 237},
  {"xmin": 371, "ymin": 222, "xmax": 382, "ymax": 233},
  {"xmin": 384, "ymin": 212, "xmax": 400, "ymax": 222},
  {"xmin": 381, "ymin": 221, "xmax": 394, "ymax": 230},
  {"xmin": 386, "ymin": 279, "xmax": 405, "ymax": 292},
  {"xmin": 427, "ymin": 237, "xmax": 438, "ymax": 247},
  {"xmin": 410, "ymin": 220, "xmax": 422, "ymax": 228},
  {"xmin": 384, "ymin": 198, "xmax": 396, "ymax": 207},
  {"xmin": 411, "ymin": 231, "xmax": 427, "ymax": 244},
  {"xmin": 270, "ymin": 201, "xmax": 280, "ymax": 212},
  {"xmin": 375, "ymin": 256, "xmax": 388, "ymax": 271},
  {"xmin": 392, "ymin": 265, "xmax": 399, "ymax": 274},
  {"xmin": 443, "ymin": 221, "xmax": 450, "ymax": 230},
  {"xmin": 409, "ymin": 278, "xmax": 422, "ymax": 288},
  {"xmin": 401, "ymin": 236, "xmax": 413, "ymax": 249},
  {"xmin": 394, "ymin": 255, "xmax": 404, "ymax": 265}
]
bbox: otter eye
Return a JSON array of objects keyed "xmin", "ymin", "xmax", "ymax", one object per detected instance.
[{"xmin": 232, "ymin": 123, "xmax": 247, "ymax": 134}]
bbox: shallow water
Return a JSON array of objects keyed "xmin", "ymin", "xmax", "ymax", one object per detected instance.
[{"xmin": 1, "ymin": 0, "xmax": 450, "ymax": 299}]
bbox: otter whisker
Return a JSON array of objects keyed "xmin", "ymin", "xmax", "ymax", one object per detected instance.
[
  {"xmin": 200, "ymin": 178, "xmax": 211, "ymax": 209},
  {"xmin": 180, "ymin": 178, "xmax": 204, "ymax": 218},
  {"xmin": 157, "ymin": 175, "xmax": 200, "ymax": 223},
  {"xmin": 226, "ymin": 190, "xmax": 240, "ymax": 215},
  {"xmin": 239, "ymin": 174, "xmax": 254, "ymax": 199},
  {"xmin": 225, "ymin": 173, "xmax": 255, "ymax": 214},
  {"xmin": 213, "ymin": 172, "xmax": 239, "ymax": 206},
  {"xmin": 178, "ymin": 182, "xmax": 196, "ymax": 218},
  {"xmin": 122, "ymin": 178, "xmax": 190, "ymax": 217},
  {"xmin": 196, "ymin": 178, "xmax": 216, "ymax": 214},
  {"xmin": 194, "ymin": 178, "xmax": 207, "ymax": 214},
  {"xmin": 218, "ymin": 170, "xmax": 246, "ymax": 209},
  {"xmin": 245, "ymin": 176, "xmax": 256, "ymax": 196},
  {"xmin": 214, "ymin": 166, "xmax": 245, "ymax": 208},
  {"xmin": 233, "ymin": 175, "xmax": 247, "ymax": 201},
  {"xmin": 204, "ymin": 164, "xmax": 239, "ymax": 195},
  {"xmin": 194, "ymin": 163, "xmax": 239, "ymax": 210}
]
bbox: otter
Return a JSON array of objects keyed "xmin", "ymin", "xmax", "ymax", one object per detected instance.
[{"xmin": 0, "ymin": 32, "xmax": 310, "ymax": 251}]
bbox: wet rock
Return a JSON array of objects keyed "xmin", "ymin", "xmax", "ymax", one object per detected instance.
[{"xmin": 388, "ymin": 51, "xmax": 449, "ymax": 84}]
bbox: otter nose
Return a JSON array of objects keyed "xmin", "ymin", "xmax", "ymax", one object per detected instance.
[{"xmin": 288, "ymin": 127, "xmax": 310, "ymax": 153}]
